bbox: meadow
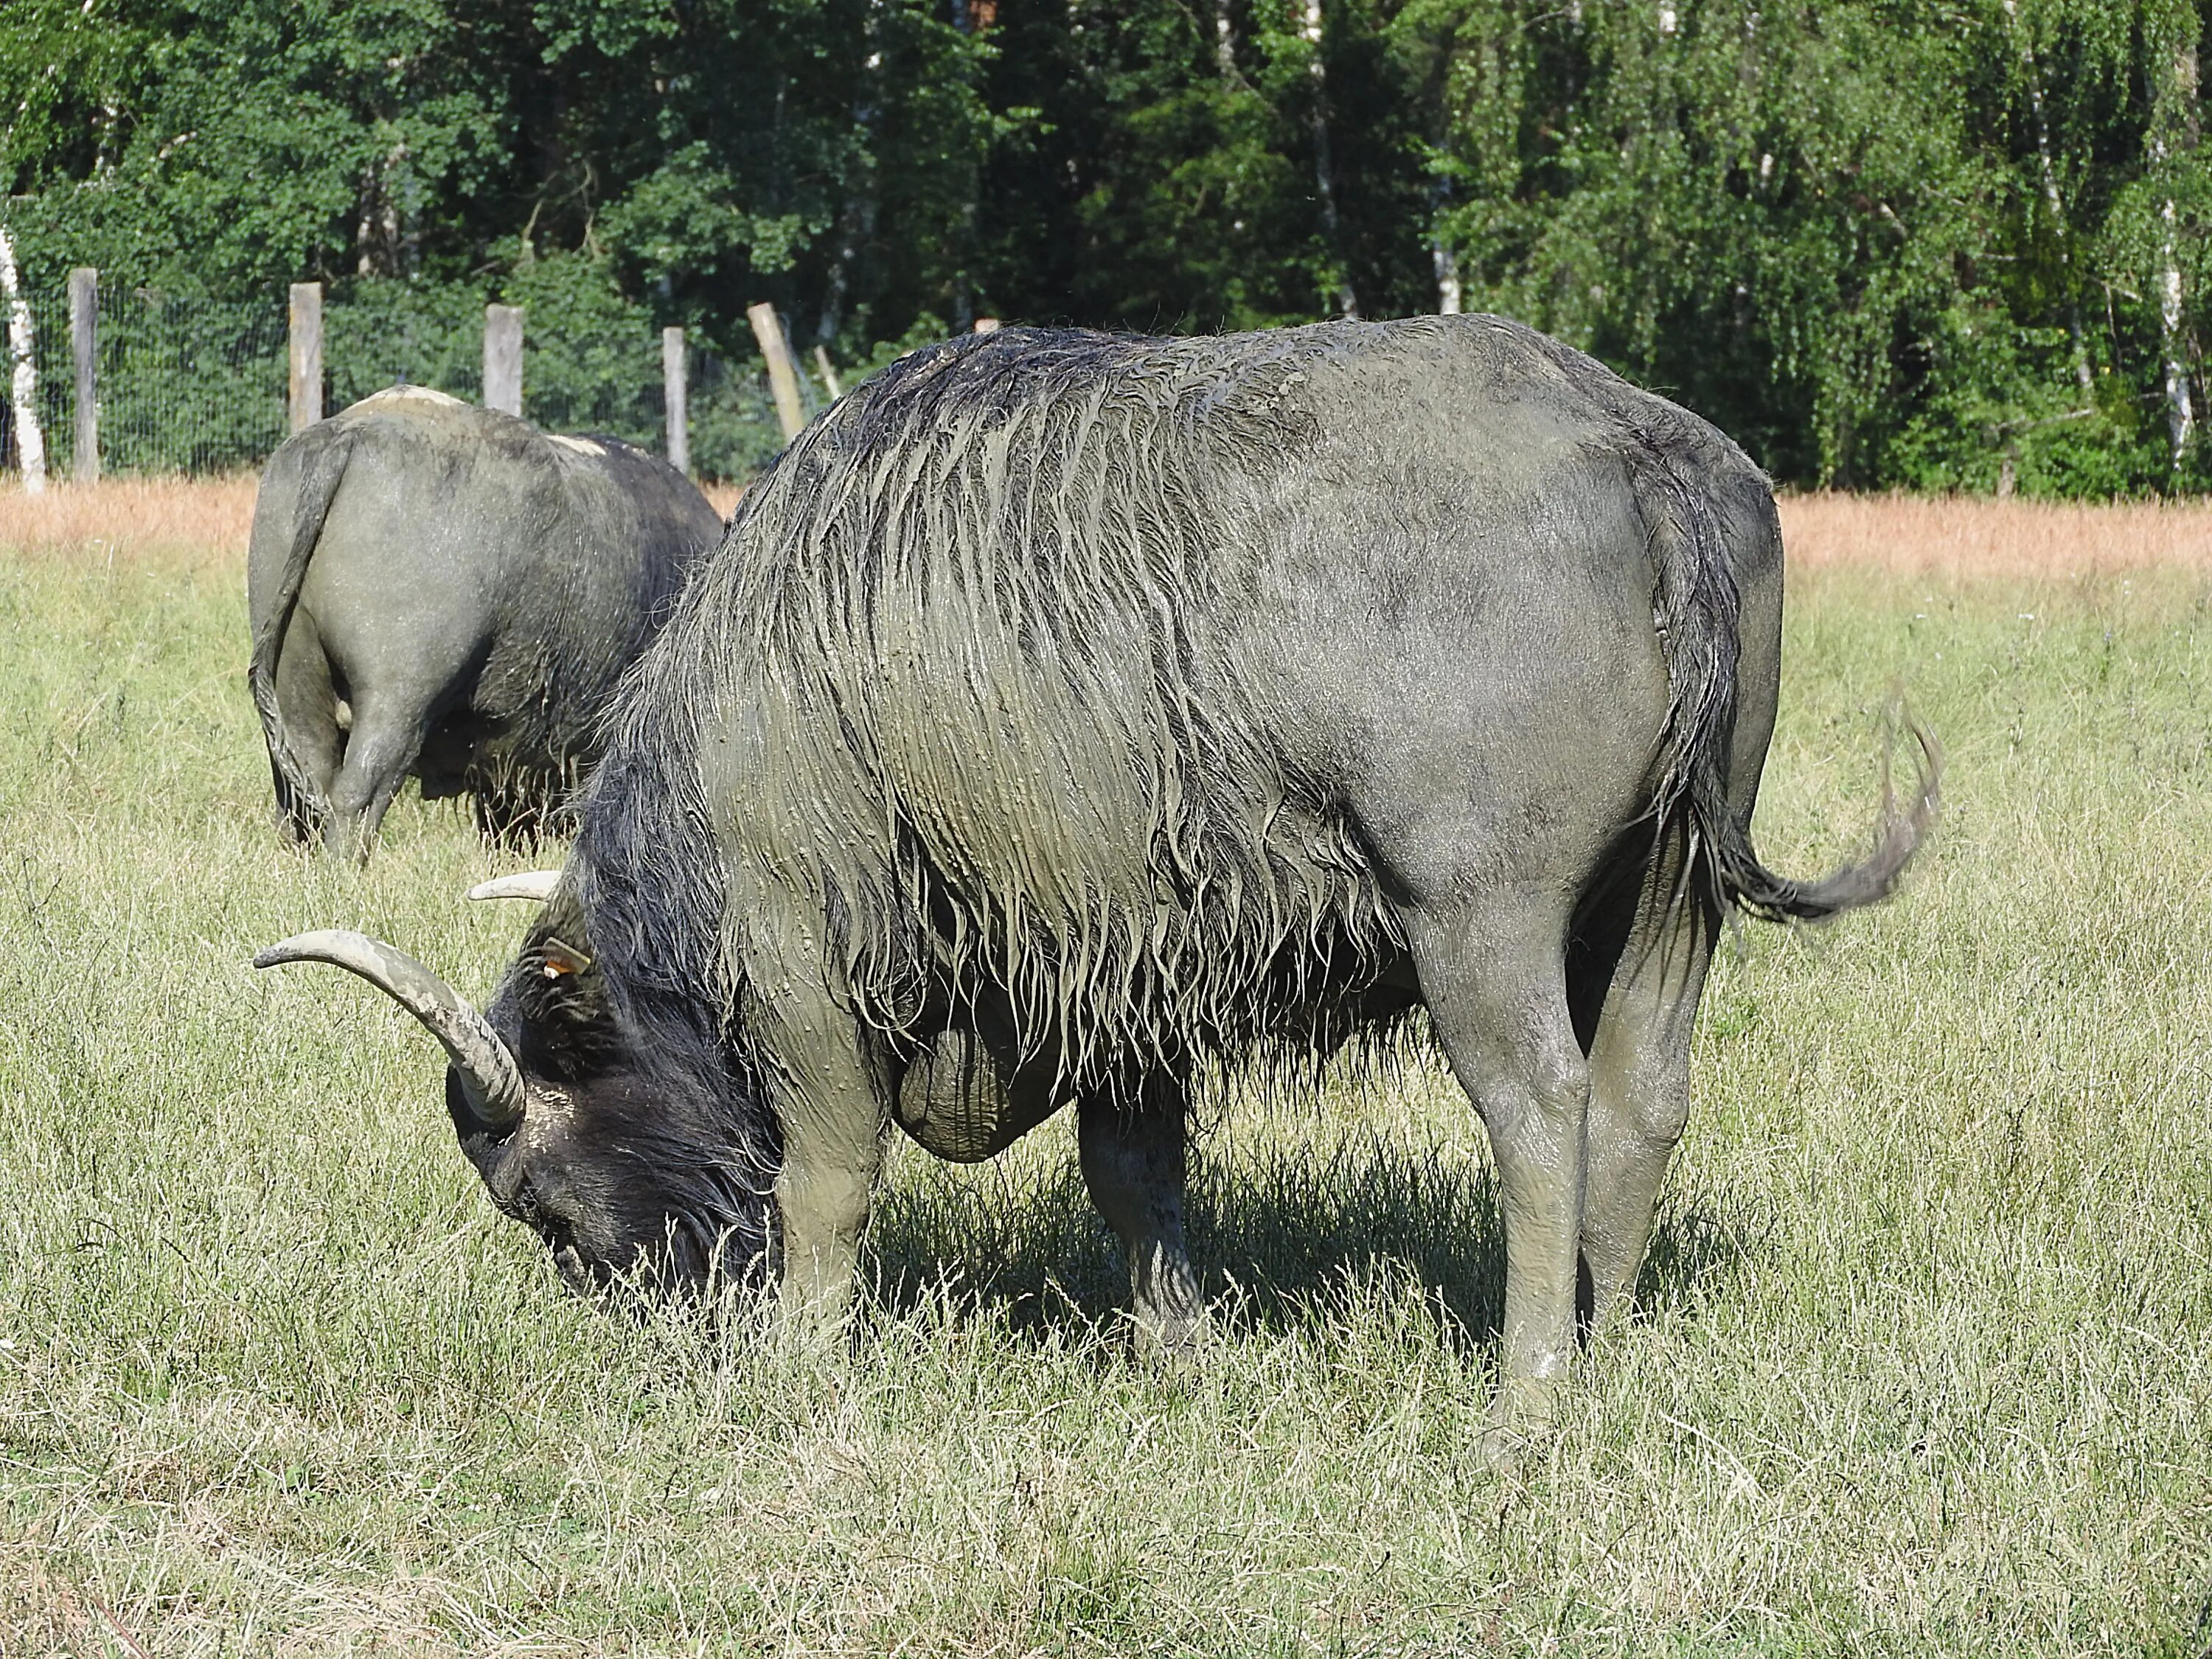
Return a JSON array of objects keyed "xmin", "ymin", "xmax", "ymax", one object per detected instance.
[{"xmin": 0, "ymin": 483, "xmax": 2208, "ymax": 1656}]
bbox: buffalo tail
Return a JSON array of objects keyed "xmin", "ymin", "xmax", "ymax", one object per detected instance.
[
  {"xmin": 1635, "ymin": 434, "xmax": 1941, "ymax": 925},
  {"xmin": 247, "ymin": 428, "xmax": 355, "ymax": 840}
]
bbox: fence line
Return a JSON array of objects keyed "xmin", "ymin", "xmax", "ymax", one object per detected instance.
[
  {"xmin": 0, "ymin": 288, "xmax": 289, "ymax": 479},
  {"xmin": 1, "ymin": 276, "xmax": 805, "ymax": 481}
]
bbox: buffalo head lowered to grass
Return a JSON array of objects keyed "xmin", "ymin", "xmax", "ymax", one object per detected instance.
[{"xmin": 258, "ymin": 317, "xmax": 1936, "ymax": 1434}]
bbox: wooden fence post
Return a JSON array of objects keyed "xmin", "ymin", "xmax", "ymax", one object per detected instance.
[
  {"xmin": 288, "ymin": 282, "xmax": 323, "ymax": 432},
  {"xmin": 747, "ymin": 302, "xmax": 806, "ymax": 441},
  {"xmin": 662, "ymin": 326, "xmax": 689, "ymax": 475},
  {"xmin": 484, "ymin": 304, "xmax": 524, "ymax": 417},
  {"xmin": 69, "ymin": 267, "xmax": 96, "ymax": 482}
]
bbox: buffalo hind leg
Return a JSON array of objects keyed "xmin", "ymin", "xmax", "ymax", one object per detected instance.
[
  {"xmin": 1406, "ymin": 900, "xmax": 1588, "ymax": 1457},
  {"xmin": 1577, "ymin": 848, "xmax": 1720, "ymax": 1332},
  {"xmin": 322, "ymin": 692, "xmax": 427, "ymax": 862},
  {"xmin": 1077, "ymin": 1075, "xmax": 1204, "ymax": 1358}
]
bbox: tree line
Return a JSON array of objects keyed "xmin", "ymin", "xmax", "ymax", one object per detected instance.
[{"xmin": 3, "ymin": 0, "xmax": 2206, "ymax": 493}]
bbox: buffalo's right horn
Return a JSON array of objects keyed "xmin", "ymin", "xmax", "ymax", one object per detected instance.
[
  {"xmin": 466, "ymin": 871, "xmax": 563, "ymax": 902},
  {"xmin": 254, "ymin": 930, "xmax": 526, "ymax": 1132}
]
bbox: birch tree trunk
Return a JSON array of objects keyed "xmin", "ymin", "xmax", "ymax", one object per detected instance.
[
  {"xmin": 818, "ymin": 0, "xmax": 884, "ymax": 349},
  {"xmin": 0, "ymin": 218, "xmax": 46, "ymax": 495},
  {"xmin": 1433, "ymin": 241, "xmax": 1462, "ymax": 314},
  {"xmin": 2159, "ymin": 198, "xmax": 2195, "ymax": 473},
  {"xmin": 2152, "ymin": 31, "xmax": 2199, "ymax": 475},
  {"xmin": 947, "ymin": 0, "xmax": 980, "ymax": 333}
]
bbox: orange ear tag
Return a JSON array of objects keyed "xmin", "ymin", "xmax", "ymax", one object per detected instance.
[{"xmin": 540, "ymin": 936, "xmax": 594, "ymax": 978}]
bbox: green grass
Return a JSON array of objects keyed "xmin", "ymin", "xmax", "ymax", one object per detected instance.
[{"xmin": 0, "ymin": 542, "xmax": 2207, "ymax": 1656}]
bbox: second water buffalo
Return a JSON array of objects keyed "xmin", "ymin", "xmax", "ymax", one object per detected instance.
[{"xmin": 246, "ymin": 386, "xmax": 721, "ymax": 858}]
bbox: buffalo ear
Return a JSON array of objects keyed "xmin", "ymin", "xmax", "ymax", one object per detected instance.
[{"xmin": 514, "ymin": 926, "xmax": 619, "ymax": 1077}]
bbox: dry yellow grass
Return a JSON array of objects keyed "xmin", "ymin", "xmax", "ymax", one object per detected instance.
[
  {"xmin": 0, "ymin": 476, "xmax": 741, "ymax": 569},
  {"xmin": 0, "ymin": 475, "xmax": 260, "ymax": 569},
  {"xmin": 4, "ymin": 476, "xmax": 2205, "ymax": 580},
  {"xmin": 1778, "ymin": 490, "xmax": 2212, "ymax": 577}
]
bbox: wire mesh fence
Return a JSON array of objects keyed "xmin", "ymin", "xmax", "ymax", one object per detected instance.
[
  {"xmin": 3, "ymin": 288, "xmax": 289, "ymax": 477},
  {"xmin": 3, "ymin": 284, "xmax": 793, "ymax": 481},
  {"xmin": 326, "ymin": 284, "xmax": 484, "ymax": 412}
]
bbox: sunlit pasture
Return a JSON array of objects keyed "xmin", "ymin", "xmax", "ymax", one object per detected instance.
[{"xmin": 1, "ymin": 484, "xmax": 2206, "ymax": 1655}]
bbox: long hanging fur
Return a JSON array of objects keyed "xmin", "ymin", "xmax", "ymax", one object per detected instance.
[{"xmin": 577, "ymin": 317, "xmax": 1934, "ymax": 1114}]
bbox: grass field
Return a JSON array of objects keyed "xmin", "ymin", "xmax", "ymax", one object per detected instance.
[{"xmin": 1, "ymin": 484, "xmax": 2208, "ymax": 1655}]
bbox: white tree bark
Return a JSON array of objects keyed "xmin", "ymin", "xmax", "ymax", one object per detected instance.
[
  {"xmin": 1433, "ymin": 240, "xmax": 1462, "ymax": 315},
  {"xmin": 0, "ymin": 217, "xmax": 46, "ymax": 495},
  {"xmin": 2152, "ymin": 32, "xmax": 2199, "ymax": 474},
  {"xmin": 2160, "ymin": 198, "xmax": 2195, "ymax": 472}
]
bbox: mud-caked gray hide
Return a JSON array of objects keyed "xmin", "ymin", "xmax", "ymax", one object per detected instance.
[
  {"xmin": 344, "ymin": 317, "xmax": 1931, "ymax": 1418},
  {"xmin": 246, "ymin": 388, "xmax": 722, "ymax": 858}
]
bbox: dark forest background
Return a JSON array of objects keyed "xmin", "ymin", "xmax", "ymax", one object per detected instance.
[{"xmin": 3, "ymin": 0, "xmax": 2208, "ymax": 492}]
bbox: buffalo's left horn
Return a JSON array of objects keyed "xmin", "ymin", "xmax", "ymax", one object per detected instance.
[
  {"xmin": 467, "ymin": 871, "xmax": 562, "ymax": 902},
  {"xmin": 254, "ymin": 930, "xmax": 526, "ymax": 1132}
]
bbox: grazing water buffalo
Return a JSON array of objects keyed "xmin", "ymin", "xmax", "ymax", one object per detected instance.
[
  {"xmin": 246, "ymin": 386, "xmax": 721, "ymax": 858},
  {"xmin": 259, "ymin": 317, "xmax": 1935, "ymax": 1430}
]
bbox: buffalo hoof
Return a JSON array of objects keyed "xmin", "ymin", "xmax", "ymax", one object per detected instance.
[
  {"xmin": 1478, "ymin": 1421, "xmax": 1533, "ymax": 1475},
  {"xmin": 1481, "ymin": 1374, "xmax": 1564, "ymax": 1474},
  {"xmin": 1125, "ymin": 1301, "xmax": 1210, "ymax": 1369}
]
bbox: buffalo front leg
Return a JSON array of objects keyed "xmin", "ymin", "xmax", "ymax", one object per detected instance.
[
  {"xmin": 1077, "ymin": 1077, "xmax": 1204, "ymax": 1358},
  {"xmin": 768, "ymin": 1039, "xmax": 888, "ymax": 1326},
  {"xmin": 774, "ymin": 1098, "xmax": 884, "ymax": 1326},
  {"xmin": 1408, "ymin": 902, "xmax": 1588, "ymax": 1454},
  {"xmin": 742, "ymin": 913, "xmax": 891, "ymax": 1328}
]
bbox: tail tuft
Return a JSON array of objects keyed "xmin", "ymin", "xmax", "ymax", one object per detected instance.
[{"xmin": 1708, "ymin": 700, "xmax": 1941, "ymax": 923}]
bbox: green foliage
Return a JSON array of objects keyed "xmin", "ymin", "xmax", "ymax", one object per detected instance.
[
  {"xmin": 1, "ymin": 0, "xmax": 2208, "ymax": 490},
  {"xmin": 1407, "ymin": 0, "xmax": 2212, "ymax": 492},
  {"xmin": 324, "ymin": 279, "xmax": 487, "ymax": 408}
]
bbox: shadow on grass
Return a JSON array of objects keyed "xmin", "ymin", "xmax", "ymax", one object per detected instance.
[{"xmin": 862, "ymin": 1132, "xmax": 1757, "ymax": 1353}]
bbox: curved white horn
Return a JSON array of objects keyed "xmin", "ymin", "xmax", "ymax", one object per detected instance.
[
  {"xmin": 254, "ymin": 929, "xmax": 526, "ymax": 1132},
  {"xmin": 467, "ymin": 871, "xmax": 563, "ymax": 902}
]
